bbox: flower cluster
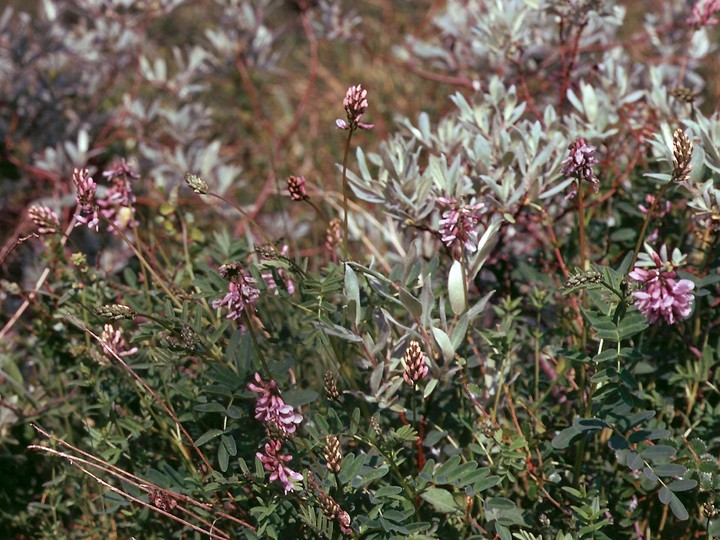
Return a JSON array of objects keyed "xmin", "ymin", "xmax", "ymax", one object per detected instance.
[
  {"xmin": 95, "ymin": 160, "xmax": 139, "ymax": 233},
  {"xmin": 336, "ymin": 84, "xmax": 374, "ymax": 131},
  {"xmin": 325, "ymin": 217, "xmax": 342, "ymax": 260},
  {"xmin": 256, "ymin": 439, "xmax": 303, "ymax": 494},
  {"xmin": 248, "ymin": 373, "xmax": 304, "ymax": 493},
  {"xmin": 72, "ymin": 168, "xmax": 100, "ymax": 231},
  {"xmin": 437, "ymin": 197, "xmax": 485, "ymax": 253},
  {"xmin": 247, "ymin": 372, "xmax": 303, "ymax": 436},
  {"xmin": 629, "ymin": 246, "xmax": 695, "ymax": 325},
  {"xmin": 637, "ymin": 194, "xmax": 671, "ymax": 218},
  {"xmin": 260, "ymin": 245, "xmax": 296, "ymax": 295},
  {"xmin": 687, "ymin": 0, "xmax": 720, "ymax": 27},
  {"xmin": 561, "ymin": 138, "xmax": 599, "ymax": 199},
  {"xmin": 28, "ymin": 205, "xmax": 60, "ymax": 235},
  {"xmin": 100, "ymin": 324, "xmax": 138, "ymax": 358},
  {"xmin": 402, "ymin": 340, "xmax": 429, "ymax": 386},
  {"xmin": 671, "ymin": 128, "xmax": 693, "ymax": 184},
  {"xmin": 213, "ymin": 263, "xmax": 260, "ymax": 320}
]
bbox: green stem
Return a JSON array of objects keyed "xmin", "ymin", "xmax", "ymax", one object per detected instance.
[
  {"xmin": 341, "ymin": 128, "xmax": 355, "ymax": 260},
  {"xmin": 106, "ymin": 221, "xmax": 183, "ymax": 309},
  {"xmin": 242, "ymin": 311, "xmax": 272, "ymax": 382},
  {"xmin": 629, "ymin": 181, "xmax": 673, "ymax": 271},
  {"xmin": 578, "ymin": 184, "xmax": 587, "ymax": 270},
  {"xmin": 206, "ymin": 192, "xmax": 276, "ymax": 247}
]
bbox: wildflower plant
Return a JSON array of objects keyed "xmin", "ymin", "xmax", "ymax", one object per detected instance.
[{"xmin": 2, "ymin": 0, "xmax": 720, "ymax": 539}]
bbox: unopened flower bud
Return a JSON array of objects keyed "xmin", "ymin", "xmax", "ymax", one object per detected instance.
[
  {"xmin": 323, "ymin": 371, "xmax": 340, "ymax": 401},
  {"xmin": 184, "ymin": 172, "xmax": 208, "ymax": 195},
  {"xmin": 671, "ymin": 129, "xmax": 693, "ymax": 184},
  {"xmin": 287, "ymin": 175, "xmax": 307, "ymax": 201},
  {"xmin": 94, "ymin": 304, "xmax": 137, "ymax": 320},
  {"xmin": 403, "ymin": 340, "xmax": 429, "ymax": 386},
  {"xmin": 323, "ymin": 435, "xmax": 342, "ymax": 473}
]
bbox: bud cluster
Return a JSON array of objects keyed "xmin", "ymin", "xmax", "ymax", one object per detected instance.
[
  {"xmin": 94, "ymin": 304, "xmax": 137, "ymax": 321},
  {"xmin": 671, "ymin": 128, "xmax": 693, "ymax": 184}
]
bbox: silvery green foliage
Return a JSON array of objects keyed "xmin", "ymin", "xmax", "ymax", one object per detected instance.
[
  {"xmin": 310, "ymin": 0, "xmax": 363, "ymax": 41},
  {"xmin": 205, "ymin": 0, "xmax": 279, "ymax": 69},
  {"xmin": 395, "ymin": 0, "xmax": 624, "ymax": 81},
  {"xmin": 346, "ymin": 76, "xmax": 566, "ymax": 275},
  {"xmin": 0, "ymin": 0, "xmax": 281, "ymax": 196}
]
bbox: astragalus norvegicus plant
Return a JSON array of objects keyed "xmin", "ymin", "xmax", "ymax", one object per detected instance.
[{"xmin": 2, "ymin": 0, "xmax": 720, "ymax": 538}]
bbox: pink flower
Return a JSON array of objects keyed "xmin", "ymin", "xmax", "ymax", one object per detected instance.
[
  {"xmin": 687, "ymin": 0, "xmax": 720, "ymax": 27},
  {"xmin": 338, "ymin": 509, "xmax": 352, "ymax": 535},
  {"xmin": 98, "ymin": 174, "xmax": 138, "ymax": 232},
  {"xmin": 256, "ymin": 439, "xmax": 303, "ymax": 494},
  {"xmin": 100, "ymin": 324, "xmax": 138, "ymax": 357},
  {"xmin": 247, "ymin": 373, "xmax": 303, "ymax": 436},
  {"xmin": 638, "ymin": 194, "xmax": 671, "ymax": 217},
  {"xmin": 437, "ymin": 197, "xmax": 485, "ymax": 253},
  {"xmin": 629, "ymin": 248, "xmax": 695, "ymax": 325},
  {"xmin": 561, "ymin": 138, "xmax": 599, "ymax": 199},
  {"xmin": 336, "ymin": 84, "xmax": 374, "ymax": 131},
  {"xmin": 102, "ymin": 159, "xmax": 140, "ymax": 181},
  {"xmin": 72, "ymin": 168, "xmax": 99, "ymax": 231},
  {"xmin": 261, "ymin": 245, "xmax": 296, "ymax": 295},
  {"xmin": 213, "ymin": 264, "xmax": 260, "ymax": 320}
]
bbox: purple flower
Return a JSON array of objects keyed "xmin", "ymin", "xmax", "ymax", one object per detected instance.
[
  {"xmin": 213, "ymin": 264, "xmax": 260, "ymax": 320},
  {"xmin": 28, "ymin": 205, "xmax": 60, "ymax": 235},
  {"xmin": 336, "ymin": 84, "xmax": 374, "ymax": 131},
  {"xmin": 256, "ymin": 439, "xmax": 303, "ymax": 494},
  {"xmin": 247, "ymin": 372, "xmax": 303, "ymax": 436},
  {"xmin": 687, "ymin": 0, "xmax": 720, "ymax": 27},
  {"xmin": 629, "ymin": 247, "xmax": 695, "ymax": 325},
  {"xmin": 72, "ymin": 168, "xmax": 100, "ymax": 231},
  {"xmin": 437, "ymin": 197, "xmax": 485, "ymax": 253},
  {"xmin": 561, "ymin": 138, "xmax": 599, "ymax": 199},
  {"xmin": 100, "ymin": 324, "xmax": 138, "ymax": 357}
]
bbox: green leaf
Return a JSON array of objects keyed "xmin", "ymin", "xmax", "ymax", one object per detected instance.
[
  {"xmin": 399, "ymin": 287, "xmax": 422, "ymax": 320},
  {"xmin": 423, "ymin": 378, "xmax": 439, "ymax": 399},
  {"xmin": 574, "ymin": 418, "xmax": 610, "ymax": 431},
  {"xmin": 194, "ymin": 402, "xmax": 226, "ymax": 413},
  {"xmin": 434, "ymin": 455, "xmax": 461, "ymax": 482},
  {"xmin": 420, "ymin": 488, "xmax": 460, "ymax": 514},
  {"xmin": 344, "ymin": 264, "xmax": 361, "ymax": 326},
  {"xmin": 338, "ymin": 453, "xmax": 366, "ymax": 485},
  {"xmin": 593, "ymin": 349, "xmax": 618, "ymax": 364},
  {"xmin": 668, "ymin": 479, "xmax": 697, "ymax": 492},
  {"xmin": 282, "ymin": 389, "xmax": 318, "ymax": 407},
  {"xmin": 195, "ymin": 429, "xmax": 224, "ymax": 447},
  {"xmin": 640, "ymin": 445, "xmax": 676, "ymax": 460},
  {"xmin": 551, "ymin": 427, "xmax": 583, "ymax": 449},
  {"xmin": 221, "ymin": 434, "xmax": 237, "ymax": 457},
  {"xmin": 353, "ymin": 465, "xmax": 389, "ymax": 487},
  {"xmin": 471, "ymin": 475, "xmax": 501, "ymax": 494},
  {"xmin": 669, "ymin": 497, "xmax": 689, "ymax": 521},
  {"xmin": 448, "ymin": 260, "xmax": 467, "ymax": 315},
  {"xmin": 432, "ymin": 327, "xmax": 455, "ymax": 363},
  {"xmin": 218, "ymin": 441, "xmax": 229, "ymax": 472},
  {"xmin": 653, "ymin": 464, "xmax": 687, "ymax": 477}
]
